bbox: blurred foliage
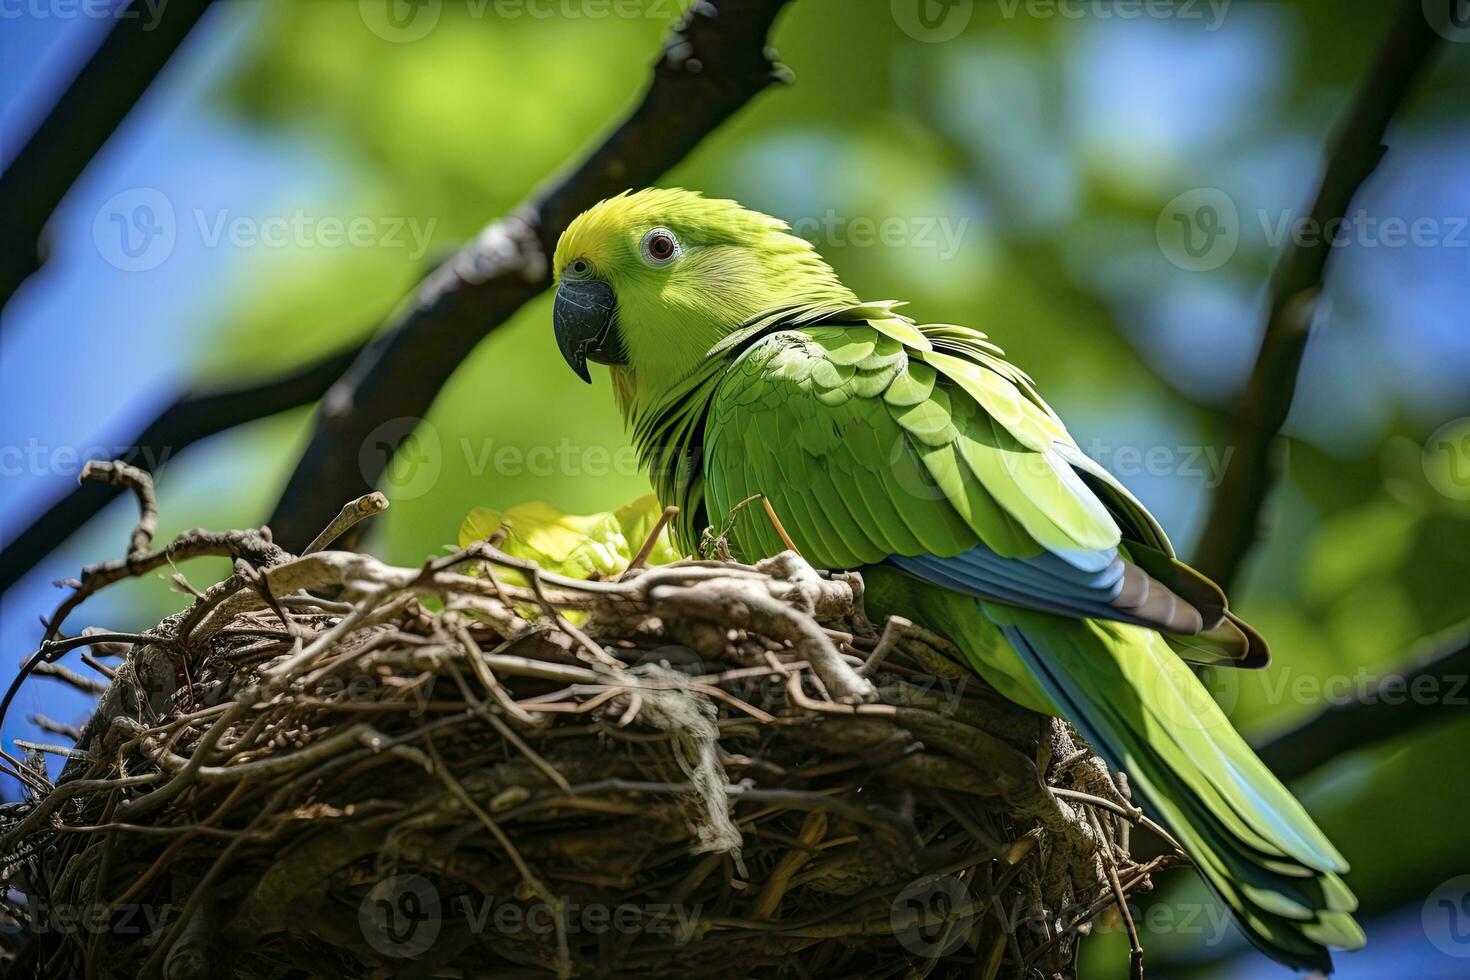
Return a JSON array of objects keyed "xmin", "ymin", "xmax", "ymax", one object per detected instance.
[{"xmin": 25, "ymin": 0, "xmax": 1470, "ymax": 974}]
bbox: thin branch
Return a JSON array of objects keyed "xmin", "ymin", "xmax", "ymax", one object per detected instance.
[
  {"xmin": 32, "ymin": 661, "xmax": 108, "ymax": 696},
  {"xmin": 616, "ymin": 505, "xmax": 679, "ymax": 580},
  {"xmin": 303, "ymin": 492, "xmax": 390, "ymax": 554},
  {"xmin": 266, "ymin": 0, "xmax": 796, "ymax": 550},
  {"xmin": 29, "ymin": 715, "xmax": 82, "ymax": 742},
  {"xmin": 761, "ymin": 497, "xmax": 801, "ymax": 556},
  {"xmin": 38, "ymin": 461, "xmax": 286, "ymax": 644},
  {"xmin": 0, "ymin": 341, "xmax": 366, "ymax": 595},
  {"xmin": 0, "ymin": 0, "xmax": 217, "ymax": 314},
  {"xmin": 858, "ymin": 616, "xmax": 911, "ymax": 677},
  {"xmin": 1255, "ymin": 622, "xmax": 1470, "ymax": 782},
  {"xmin": 79, "ymin": 460, "xmax": 158, "ymax": 560},
  {"xmin": 1193, "ymin": 0, "xmax": 1442, "ymax": 588}
]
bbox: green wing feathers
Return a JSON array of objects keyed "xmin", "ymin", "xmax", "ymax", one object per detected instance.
[{"xmin": 706, "ymin": 317, "xmax": 1251, "ymax": 654}]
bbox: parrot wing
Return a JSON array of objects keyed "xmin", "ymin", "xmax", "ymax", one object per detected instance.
[{"xmin": 705, "ymin": 317, "xmax": 1261, "ymax": 665}]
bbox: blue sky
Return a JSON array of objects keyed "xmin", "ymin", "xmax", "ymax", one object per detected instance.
[{"xmin": 0, "ymin": 1, "xmax": 335, "ymax": 774}]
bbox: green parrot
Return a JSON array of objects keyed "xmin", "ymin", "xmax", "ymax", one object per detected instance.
[{"xmin": 549, "ymin": 188, "xmax": 1363, "ymax": 972}]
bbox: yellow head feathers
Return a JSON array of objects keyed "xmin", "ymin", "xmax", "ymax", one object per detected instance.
[{"xmin": 551, "ymin": 188, "xmax": 855, "ymax": 401}]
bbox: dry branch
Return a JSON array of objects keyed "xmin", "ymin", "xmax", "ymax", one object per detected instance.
[
  {"xmin": 0, "ymin": 466, "xmax": 1179, "ymax": 979},
  {"xmin": 266, "ymin": 0, "xmax": 797, "ymax": 550},
  {"xmin": 0, "ymin": 0, "xmax": 217, "ymax": 315},
  {"xmin": 1255, "ymin": 620, "xmax": 1470, "ymax": 782}
]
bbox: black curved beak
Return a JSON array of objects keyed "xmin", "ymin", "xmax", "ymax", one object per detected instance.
[{"xmin": 554, "ymin": 277, "xmax": 624, "ymax": 383}]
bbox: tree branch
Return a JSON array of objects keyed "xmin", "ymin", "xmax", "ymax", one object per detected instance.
[
  {"xmin": 266, "ymin": 0, "xmax": 795, "ymax": 550},
  {"xmin": 1192, "ymin": 0, "xmax": 1442, "ymax": 589},
  {"xmin": 0, "ymin": 342, "xmax": 365, "ymax": 595},
  {"xmin": 0, "ymin": 0, "xmax": 217, "ymax": 316},
  {"xmin": 1256, "ymin": 622, "xmax": 1470, "ymax": 782}
]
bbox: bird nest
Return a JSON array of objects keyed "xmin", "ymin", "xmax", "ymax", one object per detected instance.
[{"xmin": 0, "ymin": 463, "xmax": 1186, "ymax": 979}]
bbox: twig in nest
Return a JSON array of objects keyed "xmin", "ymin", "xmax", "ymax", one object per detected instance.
[
  {"xmin": 1088, "ymin": 807, "xmax": 1144, "ymax": 980},
  {"xmin": 303, "ymin": 491, "xmax": 390, "ymax": 554},
  {"xmin": 423, "ymin": 733, "xmax": 573, "ymax": 979},
  {"xmin": 40, "ymin": 461, "xmax": 286, "ymax": 644},
  {"xmin": 705, "ymin": 492, "xmax": 801, "ymax": 560},
  {"xmin": 12, "ymin": 738, "xmax": 92, "ymax": 761},
  {"xmin": 616, "ymin": 504, "xmax": 679, "ymax": 580},
  {"xmin": 760, "ymin": 497, "xmax": 801, "ymax": 555},
  {"xmin": 752, "ymin": 810, "xmax": 827, "ymax": 918},
  {"xmin": 31, "ymin": 661, "xmax": 107, "ymax": 695},
  {"xmin": 859, "ymin": 615, "xmax": 910, "ymax": 676},
  {"xmin": 28, "ymin": 715, "xmax": 81, "ymax": 742},
  {"xmin": 79, "ymin": 459, "xmax": 157, "ymax": 561}
]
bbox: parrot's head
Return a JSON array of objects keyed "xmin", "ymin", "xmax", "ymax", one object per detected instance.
[{"xmin": 552, "ymin": 188, "xmax": 855, "ymax": 409}]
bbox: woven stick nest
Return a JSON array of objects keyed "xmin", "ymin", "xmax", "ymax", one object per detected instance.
[{"xmin": 0, "ymin": 463, "xmax": 1186, "ymax": 979}]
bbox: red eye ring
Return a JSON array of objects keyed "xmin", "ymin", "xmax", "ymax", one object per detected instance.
[{"xmin": 641, "ymin": 227, "xmax": 680, "ymax": 265}]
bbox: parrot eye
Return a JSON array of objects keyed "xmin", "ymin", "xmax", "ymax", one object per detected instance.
[
  {"xmin": 640, "ymin": 227, "xmax": 681, "ymax": 266},
  {"xmin": 567, "ymin": 258, "xmax": 591, "ymax": 278}
]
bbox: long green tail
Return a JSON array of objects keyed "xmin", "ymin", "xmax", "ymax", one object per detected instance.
[{"xmin": 863, "ymin": 568, "xmax": 1364, "ymax": 973}]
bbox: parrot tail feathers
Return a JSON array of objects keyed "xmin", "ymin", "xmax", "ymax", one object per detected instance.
[
  {"xmin": 1163, "ymin": 611, "xmax": 1271, "ymax": 669},
  {"xmin": 986, "ymin": 605, "xmax": 1364, "ymax": 974}
]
